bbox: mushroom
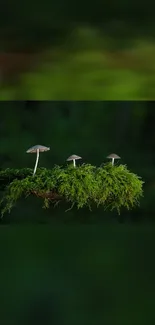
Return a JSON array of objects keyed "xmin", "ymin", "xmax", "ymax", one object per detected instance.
[
  {"xmin": 106, "ymin": 153, "xmax": 121, "ymax": 166},
  {"xmin": 66, "ymin": 154, "xmax": 82, "ymax": 167},
  {"xmin": 26, "ymin": 145, "xmax": 50, "ymax": 176}
]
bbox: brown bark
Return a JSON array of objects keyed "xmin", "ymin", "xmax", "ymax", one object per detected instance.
[{"xmin": 31, "ymin": 190, "xmax": 62, "ymax": 200}]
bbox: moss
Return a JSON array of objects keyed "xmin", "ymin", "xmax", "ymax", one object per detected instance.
[{"xmin": 0, "ymin": 163, "xmax": 144, "ymax": 217}]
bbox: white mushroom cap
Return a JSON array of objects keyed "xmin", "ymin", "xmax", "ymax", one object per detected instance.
[
  {"xmin": 106, "ymin": 153, "xmax": 121, "ymax": 159},
  {"xmin": 67, "ymin": 154, "xmax": 82, "ymax": 161},
  {"xmin": 26, "ymin": 145, "xmax": 50, "ymax": 153}
]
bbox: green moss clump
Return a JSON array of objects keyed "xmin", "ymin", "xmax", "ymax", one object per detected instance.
[
  {"xmin": 94, "ymin": 164, "xmax": 144, "ymax": 213},
  {"xmin": 0, "ymin": 168, "xmax": 33, "ymax": 190},
  {"xmin": 0, "ymin": 163, "xmax": 144, "ymax": 217}
]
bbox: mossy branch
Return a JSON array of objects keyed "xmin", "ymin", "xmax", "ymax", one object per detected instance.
[{"xmin": 0, "ymin": 163, "xmax": 144, "ymax": 217}]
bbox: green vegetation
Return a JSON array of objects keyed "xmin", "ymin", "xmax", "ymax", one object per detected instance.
[
  {"xmin": 1, "ymin": 28, "xmax": 155, "ymax": 100},
  {"xmin": 20, "ymin": 40, "xmax": 155, "ymax": 100},
  {"xmin": 0, "ymin": 163, "xmax": 144, "ymax": 217}
]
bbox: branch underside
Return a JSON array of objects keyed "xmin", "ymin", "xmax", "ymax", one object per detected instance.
[{"xmin": 30, "ymin": 190, "xmax": 63, "ymax": 200}]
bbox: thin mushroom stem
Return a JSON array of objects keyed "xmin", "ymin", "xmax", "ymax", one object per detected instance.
[
  {"xmin": 33, "ymin": 149, "xmax": 40, "ymax": 176},
  {"xmin": 112, "ymin": 158, "xmax": 114, "ymax": 166},
  {"xmin": 73, "ymin": 159, "xmax": 76, "ymax": 167}
]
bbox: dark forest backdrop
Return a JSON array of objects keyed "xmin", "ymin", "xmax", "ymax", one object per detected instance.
[
  {"xmin": 1, "ymin": 0, "xmax": 155, "ymax": 52},
  {"xmin": 1, "ymin": 1, "xmax": 155, "ymax": 99}
]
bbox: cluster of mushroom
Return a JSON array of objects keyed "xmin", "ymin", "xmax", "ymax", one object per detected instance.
[{"xmin": 26, "ymin": 145, "xmax": 121, "ymax": 176}]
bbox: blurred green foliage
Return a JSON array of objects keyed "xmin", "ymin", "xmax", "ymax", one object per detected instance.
[
  {"xmin": 0, "ymin": 0, "xmax": 155, "ymax": 52},
  {"xmin": 1, "ymin": 28, "xmax": 155, "ymax": 99}
]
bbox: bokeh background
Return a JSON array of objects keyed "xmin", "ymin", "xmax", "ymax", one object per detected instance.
[
  {"xmin": 1, "ymin": 1, "xmax": 155, "ymax": 100},
  {"xmin": 1, "ymin": 102, "xmax": 155, "ymax": 325}
]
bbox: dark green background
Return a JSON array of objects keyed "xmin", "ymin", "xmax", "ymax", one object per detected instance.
[
  {"xmin": 0, "ymin": 0, "xmax": 155, "ymax": 52},
  {"xmin": 1, "ymin": 102, "xmax": 155, "ymax": 324},
  {"xmin": 1, "ymin": 224, "xmax": 155, "ymax": 325},
  {"xmin": 1, "ymin": 6, "xmax": 155, "ymax": 100}
]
